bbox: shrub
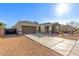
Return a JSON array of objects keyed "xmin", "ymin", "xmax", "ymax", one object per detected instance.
[{"xmin": 59, "ymin": 31, "xmax": 65, "ymax": 37}]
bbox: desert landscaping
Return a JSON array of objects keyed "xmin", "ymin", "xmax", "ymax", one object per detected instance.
[
  {"xmin": 0, "ymin": 21, "xmax": 79, "ymax": 56},
  {"xmin": 0, "ymin": 35, "xmax": 62, "ymax": 56}
]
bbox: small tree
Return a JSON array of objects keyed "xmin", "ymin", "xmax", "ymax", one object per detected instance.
[
  {"xmin": 67, "ymin": 21, "xmax": 79, "ymax": 28},
  {"xmin": 0, "ymin": 22, "xmax": 6, "ymax": 36},
  {"xmin": 0, "ymin": 22, "xmax": 6, "ymax": 28},
  {"xmin": 67, "ymin": 21, "xmax": 79, "ymax": 33}
]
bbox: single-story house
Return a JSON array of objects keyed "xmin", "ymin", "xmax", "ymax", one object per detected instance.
[
  {"xmin": 14, "ymin": 21, "xmax": 75, "ymax": 35},
  {"xmin": 14, "ymin": 21, "xmax": 60, "ymax": 34},
  {"xmin": 0, "ymin": 21, "xmax": 76, "ymax": 36}
]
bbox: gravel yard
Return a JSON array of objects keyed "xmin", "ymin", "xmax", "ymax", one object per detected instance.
[{"xmin": 0, "ymin": 35, "xmax": 62, "ymax": 56}]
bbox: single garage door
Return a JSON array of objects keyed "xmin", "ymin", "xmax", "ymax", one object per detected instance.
[{"xmin": 22, "ymin": 26, "xmax": 36, "ymax": 34}]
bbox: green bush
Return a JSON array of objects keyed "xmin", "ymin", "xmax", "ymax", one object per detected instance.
[{"xmin": 0, "ymin": 22, "xmax": 6, "ymax": 28}]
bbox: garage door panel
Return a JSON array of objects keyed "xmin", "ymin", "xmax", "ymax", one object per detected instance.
[{"xmin": 22, "ymin": 26, "xmax": 36, "ymax": 34}]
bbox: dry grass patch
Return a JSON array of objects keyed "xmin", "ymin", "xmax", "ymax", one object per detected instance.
[{"xmin": 58, "ymin": 33, "xmax": 79, "ymax": 41}]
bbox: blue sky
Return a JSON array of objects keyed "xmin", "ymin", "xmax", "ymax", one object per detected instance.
[{"xmin": 0, "ymin": 3, "xmax": 79, "ymax": 28}]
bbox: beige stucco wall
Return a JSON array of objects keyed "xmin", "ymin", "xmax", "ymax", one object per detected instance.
[
  {"xmin": 36, "ymin": 26, "xmax": 39, "ymax": 33},
  {"xmin": 40, "ymin": 25, "xmax": 45, "ymax": 33},
  {"xmin": 14, "ymin": 25, "xmax": 21, "ymax": 35},
  {"xmin": 40, "ymin": 25, "xmax": 52, "ymax": 33},
  {"xmin": 49, "ymin": 26, "xmax": 52, "ymax": 33}
]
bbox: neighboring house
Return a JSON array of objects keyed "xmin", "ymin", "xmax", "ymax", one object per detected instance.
[{"xmin": 14, "ymin": 21, "xmax": 39, "ymax": 35}]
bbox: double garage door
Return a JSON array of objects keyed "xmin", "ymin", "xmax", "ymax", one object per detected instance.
[{"xmin": 22, "ymin": 26, "xmax": 36, "ymax": 34}]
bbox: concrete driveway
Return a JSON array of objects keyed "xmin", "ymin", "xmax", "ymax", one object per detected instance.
[{"xmin": 25, "ymin": 33, "xmax": 79, "ymax": 56}]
